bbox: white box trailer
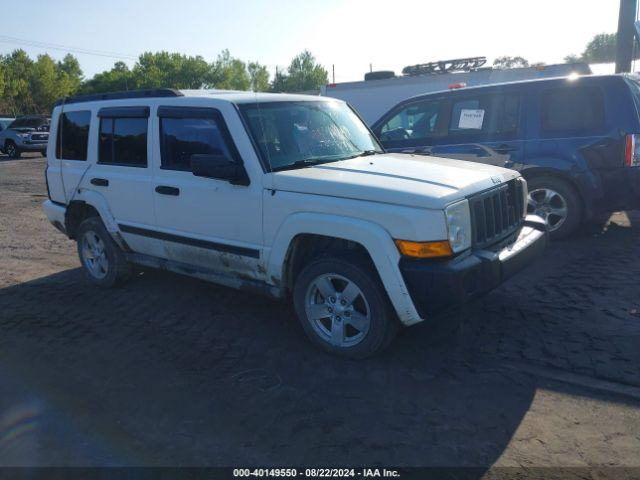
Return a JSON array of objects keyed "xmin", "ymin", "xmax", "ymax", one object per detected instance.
[{"xmin": 321, "ymin": 61, "xmax": 592, "ymax": 125}]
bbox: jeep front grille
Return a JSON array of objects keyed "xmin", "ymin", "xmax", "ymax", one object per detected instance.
[{"xmin": 469, "ymin": 179, "xmax": 524, "ymax": 249}]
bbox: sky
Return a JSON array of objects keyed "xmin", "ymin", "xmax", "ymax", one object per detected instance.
[{"xmin": 0, "ymin": 0, "xmax": 623, "ymax": 83}]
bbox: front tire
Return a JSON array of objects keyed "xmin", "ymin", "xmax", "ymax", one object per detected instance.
[
  {"xmin": 527, "ymin": 175, "xmax": 582, "ymax": 240},
  {"xmin": 293, "ymin": 255, "xmax": 398, "ymax": 358},
  {"xmin": 76, "ymin": 216, "xmax": 132, "ymax": 287},
  {"xmin": 5, "ymin": 141, "xmax": 20, "ymax": 159}
]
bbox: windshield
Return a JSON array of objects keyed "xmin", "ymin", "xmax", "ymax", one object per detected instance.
[
  {"xmin": 239, "ymin": 100, "xmax": 383, "ymax": 171},
  {"xmin": 0, "ymin": 119, "xmax": 13, "ymax": 130}
]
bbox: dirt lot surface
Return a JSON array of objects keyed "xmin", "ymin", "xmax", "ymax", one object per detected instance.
[{"xmin": 1, "ymin": 154, "xmax": 640, "ymax": 470}]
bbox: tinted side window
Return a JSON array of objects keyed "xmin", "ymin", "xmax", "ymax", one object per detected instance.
[
  {"xmin": 56, "ymin": 111, "xmax": 91, "ymax": 161},
  {"xmin": 378, "ymin": 100, "xmax": 442, "ymax": 142},
  {"xmin": 540, "ymin": 86, "xmax": 604, "ymax": 133},
  {"xmin": 160, "ymin": 117, "xmax": 233, "ymax": 171},
  {"xmin": 495, "ymin": 93, "xmax": 520, "ymax": 134},
  {"xmin": 99, "ymin": 117, "xmax": 147, "ymax": 167}
]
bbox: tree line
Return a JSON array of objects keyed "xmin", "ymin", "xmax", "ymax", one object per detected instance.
[
  {"xmin": 493, "ymin": 32, "xmax": 633, "ymax": 70},
  {"xmin": 0, "ymin": 49, "xmax": 328, "ymax": 116}
]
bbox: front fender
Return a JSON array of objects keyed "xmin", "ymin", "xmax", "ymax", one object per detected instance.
[{"xmin": 266, "ymin": 212, "xmax": 423, "ymax": 326}]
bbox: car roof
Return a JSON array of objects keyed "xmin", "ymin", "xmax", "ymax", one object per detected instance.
[
  {"xmin": 54, "ymin": 88, "xmax": 336, "ymax": 109},
  {"xmin": 395, "ymin": 73, "xmax": 629, "ymax": 104},
  {"xmin": 178, "ymin": 89, "xmax": 328, "ymax": 104}
]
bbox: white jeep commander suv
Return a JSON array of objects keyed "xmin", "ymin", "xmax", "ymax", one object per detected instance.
[{"xmin": 43, "ymin": 88, "xmax": 547, "ymax": 357}]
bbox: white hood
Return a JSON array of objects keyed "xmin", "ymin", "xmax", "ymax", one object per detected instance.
[{"xmin": 269, "ymin": 153, "xmax": 520, "ymax": 210}]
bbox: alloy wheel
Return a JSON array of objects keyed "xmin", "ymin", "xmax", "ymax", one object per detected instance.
[
  {"xmin": 305, "ymin": 273, "xmax": 371, "ymax": 347},
  {"xmin": 80, "ymin": 230, "xmax": 109, "ymax": 279},
  {"xmin": 527, "ymin": 188, "xmax": 568, "ymax": 232}
]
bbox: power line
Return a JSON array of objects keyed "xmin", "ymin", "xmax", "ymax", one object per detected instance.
[{"xmin": 0, "ymin": 35, "xmax": 138, "ymax": 61}]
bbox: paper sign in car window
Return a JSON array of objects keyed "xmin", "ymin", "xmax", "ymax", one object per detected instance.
[{"xmin": 458, "ymin": 109, "xmax": 485, "ymax": 129}]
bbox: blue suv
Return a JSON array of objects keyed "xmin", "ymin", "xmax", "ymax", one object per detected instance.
[{"xmin": 372, "ymin": 74, "xmax": 640, "ymax": 239}]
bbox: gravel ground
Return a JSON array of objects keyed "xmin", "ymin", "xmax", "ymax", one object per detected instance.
[{"xmin": 1, "ymin": 154, "xmax": 639, "ymax": 470}]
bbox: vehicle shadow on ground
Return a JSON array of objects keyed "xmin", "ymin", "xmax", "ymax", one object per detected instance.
[
  {"xmin": 0, "ymin": 216, "xmax": 639, "ymax": 468},
  {"xmin": 0, "ymin": 267, "xmax": 534, "ymax": 469}
]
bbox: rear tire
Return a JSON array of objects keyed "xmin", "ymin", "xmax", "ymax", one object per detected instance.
[
  {"xmin": 5, "ymin": 141, "xmax": 20, "ymax": 159},
  {"xmin": 76, "ymin": 216, "xmax": 132, "ymax": 288},
  {"xmin": 526, "ymin": 175, "xmax": 582, "ymax": 240},
  {"xmin": 293, "ymin": 254, "xmax": 398, "ymax": 358}
]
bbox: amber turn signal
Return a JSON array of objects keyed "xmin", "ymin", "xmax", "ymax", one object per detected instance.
[{"xmin": 394, "ymin": 239, "xmax": 453, "ymax": 259}]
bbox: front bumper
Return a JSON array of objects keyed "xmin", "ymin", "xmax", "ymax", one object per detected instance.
[
  {"xmin": 400, "ymin": 215, "xmax": 547, "ymax": 318},
  {"xmin": 16, "ymin": 138, "xmax": 48, "ymax": 151}
]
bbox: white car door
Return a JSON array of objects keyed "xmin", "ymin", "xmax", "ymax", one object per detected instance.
[
  {"xmin": 149, "ymin": 104, "xmax": 263, "ymax": 280},
  {"xmin": 83, "ymin": 106, "xmax": 161, "ymax": 257}
]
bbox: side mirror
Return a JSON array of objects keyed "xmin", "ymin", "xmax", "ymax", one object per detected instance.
[{"xmin": 190, "ymin": 153, "xmax": 247, "ymax": 185}]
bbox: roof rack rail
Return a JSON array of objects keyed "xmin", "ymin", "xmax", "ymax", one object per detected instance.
[
  {"xmin": 54, "ymin": 88, "xmax": 184, "ymax": 107},
  {"xmin": 402, "ymin": 56, "xmax": 487, "ymax": 76}
]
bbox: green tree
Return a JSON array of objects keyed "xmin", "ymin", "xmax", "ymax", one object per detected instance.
[
  {"xmin": 271, "ymin": 68, "xmax": 289, "ymax": 93},
  {"xmin": 0, "ymin": 62, "xmax": 5, "ymax": 110},
  {"xmin": 58, "ymin": 53, "xmax": 83, "ymax": 86},
  {"xmin": 209, "ymin": 49, "xmax": 251, "ymax": 90},
  {"xmin": 30, "ymin": 54, "xmax": 61, "ymax": 112},
  {"xmin": 493, "ymin": 56, "xmax": 529, "ymax": 69},
  {"xmin": 564, "ymin": 53, "xmax": 581, "ymax": 63},
  {"xmin": 79, "ymin": 50, "xmax": 269, "ymax": 95},
  {"xmin": 1, "ymin": 49, "xmax": 35, "ymax": 114},
  {"xmin": 582, "ymin": 33, "xmax": 617, "ymax": 63},
  {"xmin": 28, "ymin": 54, "xmax": 83, "ymax": 112},
  {"xmin": 79, "ymin": 61, "xmax": 134, "ymax": 94},
  {"xmin": 247, "ymin": 61, "xmax": 270, "ymax": 92},
  {"xmin": 273, "ymin": 50, "xmax": 328, "ymax": 92},
  {"xmin": 565, "ymin": 32, "xmax": 640, "ymax": 64},
  {"xmin": 133, "ymin": 51, "xmax": 210, "ymax": 89}
]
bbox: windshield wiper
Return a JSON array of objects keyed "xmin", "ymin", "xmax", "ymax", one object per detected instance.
[
  {"xmin": 340, "ymin": 149, "xmax": 381, "ymax": 161},
  {"xmin": 271, "ymin": 158, "xmax": 331, "ymax": 172},
  {"xmin": 359, "ymin": 150, "xmax": 379, "ymax": 157}
]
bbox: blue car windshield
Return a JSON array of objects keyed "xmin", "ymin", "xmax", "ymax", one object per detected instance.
[{"xmin": 239, "ymin": 100, "xmax": 383, "ymax": 172}]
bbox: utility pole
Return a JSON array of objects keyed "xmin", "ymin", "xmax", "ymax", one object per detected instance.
[{"xmin": 616, "ymin": 0, "xmax": 638, "ymax": 73}]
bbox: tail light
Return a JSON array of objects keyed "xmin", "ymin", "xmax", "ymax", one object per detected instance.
[{"xmin": 624, "ymin": 134, "xmax": 640, "ymax": 167}]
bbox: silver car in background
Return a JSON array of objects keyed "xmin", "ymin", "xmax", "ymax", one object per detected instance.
[{"xmin": 0, "ymin": 115, "xmax": 50, "ymax": 158}]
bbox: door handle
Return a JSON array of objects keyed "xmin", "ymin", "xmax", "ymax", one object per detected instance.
[
  {"xmin": 90, "ymin": 178, "xmax": 109, "ymax": 187},
  {"xmin": 155, "ymin": 185, "xmax": 180, "ymax": 196},
  {"xmin": 494, "ymin": 144, "xmax": 518, "ymax": 154}
]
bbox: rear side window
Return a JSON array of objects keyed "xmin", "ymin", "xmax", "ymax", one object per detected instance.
[
  {"xmin": 495, "ymin": 93, "xmax": 520, "ymax": 134},
  {"xmin": 540, "ymin": 87, "xmax": 605, "ymax": 134},
  {"xmin": 56, "ymin": 111, "xmax": 91, "ymax": 161},
  {"xmin": 159, "ymin": 115, "xmax": 233, "ymax": 171},
  {"xmin": 378, "ymin": 100, "xmax": 443, "ymax": 141},
  {"xmin": 98, "ymin": 117, "xmax": 148, "ymax": 167}
]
